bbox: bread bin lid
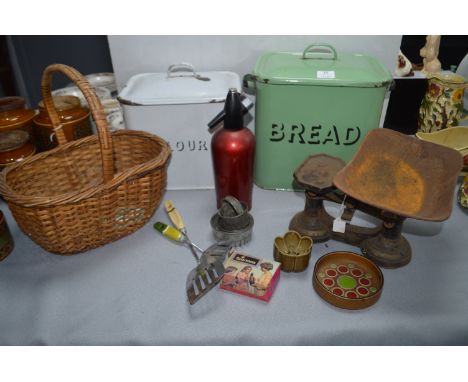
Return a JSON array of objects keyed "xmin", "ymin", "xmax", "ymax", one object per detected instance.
[
  {"xmin": 252, "ymin": 44, "xmax": 393, "ymax": 88},
  {"xmin": 118, "ymin": 63, "xmax": 241, "ymax": 106}
]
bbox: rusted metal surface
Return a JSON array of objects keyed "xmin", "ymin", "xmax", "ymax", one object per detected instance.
[
  {"xmin": 289, "ymin": 143, "xmax": 427, "ymax": 268},
  {"xmin": 360, "ymin": 215, "xmax": 412, "ymax": 269},
  {"xmin": 294, "ymin": 154, "xmax": 346, "ymax": 193},
  {"xmin": 289, "ymin": 131, "xmax": 462, "ymax": 267},
  {"xmin": 333, "ymin": 128, "xmax": 463, "ymax": 221}
]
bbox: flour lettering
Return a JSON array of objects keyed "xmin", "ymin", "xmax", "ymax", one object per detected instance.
[{"xmin": 175, "ymin": 140, "xmax": 209, "ymax": 152}]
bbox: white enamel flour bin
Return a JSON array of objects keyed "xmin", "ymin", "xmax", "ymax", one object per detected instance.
[{"xmin": 118, "ymin": 63, "xmax": 241, "ymax": 189}]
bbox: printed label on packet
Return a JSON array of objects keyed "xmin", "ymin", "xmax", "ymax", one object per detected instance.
[{"xmin": 317, "ymin": 71, "xmax": 335, "ymax": 79}]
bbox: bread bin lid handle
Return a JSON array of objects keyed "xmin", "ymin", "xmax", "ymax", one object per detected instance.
[
  {"xmin": 302, "ymin": 44, "xmax": 338, "ymax": 61},
  {"xmin": 166, "ymin": 63, "xmax": 211, "ymax": 82}
]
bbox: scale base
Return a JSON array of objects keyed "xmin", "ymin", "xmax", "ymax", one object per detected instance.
[
  {"xmin": 360, "ymin": 233, "xmax": 412, "ymax": 269},
  {"xmin": 289, "ymin": 211, "xmax": 331, "ymax": 243}
]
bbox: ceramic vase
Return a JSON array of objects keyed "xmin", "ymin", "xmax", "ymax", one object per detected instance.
[
  {"xmin": 418, "ymin": 73, "xmax": 467, "ymax": 133},
  {"xmin": 458, "ymin": 174, "xmax": 468, "ymax": 212}
]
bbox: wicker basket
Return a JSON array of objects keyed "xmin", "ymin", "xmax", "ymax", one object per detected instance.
[{"xmin": 0, "ymin": 64, "xmax": 171, "ymax": 255}]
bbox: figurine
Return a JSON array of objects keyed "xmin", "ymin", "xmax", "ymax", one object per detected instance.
[
  {"xmin": 395, "ymin": 50, "xmax": 414, "ymax": 77},
  {"xmin": 420, "ymin": 35, "xmax": 442, "ymax": 74}
]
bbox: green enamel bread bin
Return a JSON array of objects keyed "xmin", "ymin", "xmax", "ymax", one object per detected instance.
[{"xmin": 245, "ymin": 43, "xmax": 393, "ymax": 190}]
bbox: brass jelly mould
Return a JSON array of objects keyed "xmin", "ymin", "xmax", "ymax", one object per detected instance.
[{"xmin": 274, "ymin": 230, "xmax": 313, "ymax": 272}]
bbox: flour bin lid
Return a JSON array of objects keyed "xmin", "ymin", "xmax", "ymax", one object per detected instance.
[
  {"xmin": 118, "ymin": 63, "xmax": 241, "ymax": 106},
  {"xmin": 253, "ymin": 44, "xmax": 393, "ymax": 88}
]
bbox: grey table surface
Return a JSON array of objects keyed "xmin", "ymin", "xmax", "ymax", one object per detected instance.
[{"xmin": 1, "ymin": 185, "xmax": 467, "ymax": 345}]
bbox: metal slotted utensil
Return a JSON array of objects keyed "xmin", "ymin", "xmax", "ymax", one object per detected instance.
[
  {"xmin": 154, "ymin": 221, "xmax": 229, "ymax": 305},
  {"xmin": 155, "ymin": 200, "xmax": 230, "ymax": 304},
  {"xmin": 164, "ymin": 200, "xmax": 227, "ymax": 303},
  {"xmin": 186, "ymin": 243, "xmax": 229, "ymax": 305}
]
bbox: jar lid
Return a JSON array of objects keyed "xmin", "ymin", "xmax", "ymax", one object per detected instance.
[
  {"xmin": 118, "ymin": 63, "xmax": 241, "ymax": 105},
  {"xmin": 0, "ymin": 106, "xmax": 35, "ymax": 128},
  {"xmin": 51, "ymin": 86, "xmax": 111, "ymax": 106},
  {"xmin": 84, "ymin": 72, "xmax": 117, "ymax": 93},
  {"xmin": 38, "ymin": 95, "xmax": 81, "ymax": 111},
  {"xmin": 0, "ymin": 97, "xmax": 26, "ymax": 112},
  {"xmin": 0, "ymin": 130, "xmax": 29, "ymax": 152}
]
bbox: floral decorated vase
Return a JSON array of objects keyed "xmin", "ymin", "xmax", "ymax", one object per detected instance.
[
  {"xmin": 418, "ymin": 72, "xmax": 467, "ymax": 133},
  {"xmin": 459, "ymin": 171, "xmax": 468, "ymax": 212}
]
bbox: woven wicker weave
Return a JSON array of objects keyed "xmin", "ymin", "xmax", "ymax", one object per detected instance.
[{"xmin": 0, "ymin": 64, "xmax": 171, "ymax": 254}]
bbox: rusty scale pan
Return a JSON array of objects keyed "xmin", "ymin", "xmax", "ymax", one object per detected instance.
[{"xmin": 333, "ymin": 128, "xmax": 463, "ymax": 222}]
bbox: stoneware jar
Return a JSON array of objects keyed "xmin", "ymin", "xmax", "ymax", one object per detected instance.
[
  {"xmin": 33, "ymin": 95, "xmax": 93, "ymax": 152},
  {"xmin": 0, "ymin": 96, "xmax": 37, "ymax": 167},
  {"xmin": 418, "ymin": 72, "xmax": 468, "ymax": 133},
  {"xmin": 0, "ymin": 96, "xmax": 25, "ymax": 111},
  {"xmin": 0, "ymin": 130, "xmax": 35, "ymax": 167}
]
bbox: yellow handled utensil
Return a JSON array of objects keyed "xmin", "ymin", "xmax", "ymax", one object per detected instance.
[
  {"xmin": 164, "ymin": 200, "xmax": 203, "ymax": 253},
  {"xmin": 164, "ymin": 200, "xmax": 186, "ymax": 233},
  {"xmin": 153, "ymin": 220, "xmax": 227, "ymax": 305}
]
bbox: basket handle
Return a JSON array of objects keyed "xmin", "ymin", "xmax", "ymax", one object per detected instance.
[{"xmin": 41, "ymin": 64, "xmax": 114, "ymax": 183}]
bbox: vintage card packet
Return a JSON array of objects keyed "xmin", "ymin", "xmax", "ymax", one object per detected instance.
[{"xmin": 220, "ymin": 250, "xmax": 280, "ymax": 302}]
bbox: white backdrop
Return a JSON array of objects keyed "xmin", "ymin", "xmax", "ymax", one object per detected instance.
[{"xmin": 108, "ymin": 35, "xmax": 402, "ymax": 89}]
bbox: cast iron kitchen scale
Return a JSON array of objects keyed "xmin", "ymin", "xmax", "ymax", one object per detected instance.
[{"xmin": 289, "ymin": 129, "xmax": 463, "ymax": 268}]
